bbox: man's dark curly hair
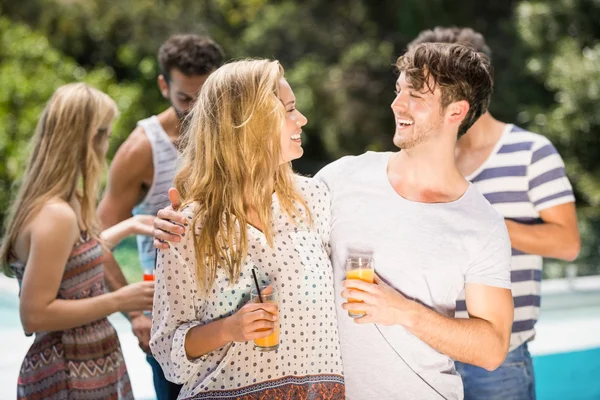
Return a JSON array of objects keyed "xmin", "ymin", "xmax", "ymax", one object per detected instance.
[
  {"xmin": 408, "ymin": 26, "xmax": 492, "ymax": 60},
  {"xmin": 158, "ymin": 34, "xmax": 225, "ymax": 80}
]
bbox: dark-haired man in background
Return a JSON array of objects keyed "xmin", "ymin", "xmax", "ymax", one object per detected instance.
[
  {"xmin": 98, "ymin": 34, "xmax": 225, "ymax": 400},
  {"xmin": 409, "ymin": 27, "xmax": 580, "ymax": 400}
]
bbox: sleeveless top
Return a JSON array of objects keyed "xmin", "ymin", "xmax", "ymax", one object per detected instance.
[
  {"xmin": 131, "ymin": 116, "xmax": 179, "ymax": 273},
  {"xmin": 11, "ymin": 235, "xmax": 133, "ymax": 399}
]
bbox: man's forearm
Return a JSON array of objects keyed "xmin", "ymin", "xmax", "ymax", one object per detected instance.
[
  {"xmin": 397, "ymin": 300, "xmax": 509, "ymax": 371},
  {"xmin": 505, "ymin": 220, "xmax": 579, "ymax": 261}
]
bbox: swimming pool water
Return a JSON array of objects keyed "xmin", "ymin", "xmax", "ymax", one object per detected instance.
[{"xmin": 534, "ymin": 347, "xmax": 600, "ymax": 400}]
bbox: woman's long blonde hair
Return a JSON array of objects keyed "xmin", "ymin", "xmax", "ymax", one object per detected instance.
[
  {"xmin": 175, "ymin": 59, "xmax": 311, "ymax": 291},
  {"xmin": 0, "ymin": 83, "xmax": 118, "ymax": 275}
]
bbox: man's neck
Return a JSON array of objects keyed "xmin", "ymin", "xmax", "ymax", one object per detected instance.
[
  {"xmin": 156, "ymin": 107, "xmax": 182, "ymax": 140},
  {"xmin": 456, "ymin": 113, "xmax": 506, "ymax": 151},
  {"xmin": 453, "ymin": 113, "xmax": 507, "ymax": 178},
  {"xmin": 388, "ymin": 138, "xmax": 468, "ymax": 203}
]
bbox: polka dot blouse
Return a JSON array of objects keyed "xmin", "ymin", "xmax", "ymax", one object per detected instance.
[{"xmin": 150, "ymin": 176, "xmax": 345, "ymax": 399}]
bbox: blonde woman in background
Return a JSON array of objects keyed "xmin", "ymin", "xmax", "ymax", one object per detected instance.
[
  {"xmin": 149, "ymin": 59, "xmax": 345, "ymax": 399},
  {"xmin": 0, "ymin": 83, "xmax": 155, "ymax": 399}
]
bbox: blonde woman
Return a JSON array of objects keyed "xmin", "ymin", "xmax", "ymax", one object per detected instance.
[
  {"xmin": 149, "ymin": 59, "xmax": 344, "ymax": 399},
  {"xmin": 0, "ymin": 83, "xmax": 155, "ymax": 399}
]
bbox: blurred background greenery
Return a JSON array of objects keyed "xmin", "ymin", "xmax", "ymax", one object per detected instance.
[{"xmin": 1, "ymin": 0, "xmax": 599, "ymax": 280}]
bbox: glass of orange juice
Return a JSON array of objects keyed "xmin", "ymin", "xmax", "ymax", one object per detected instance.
[
  {"xmin": 143, "ymin": 273, "xmax": 155, "ymax": 281},
  {"xmin": 250, "ymin": 286, "xmax": 279, "ymax": 352},
  {"xmin": 345, "ymin": 257, "xmax": 374, "ymax": 318},
  {"xmin": 142, "ymin": 267, "xmax": 154, "ymax": 314},
  {"xmin": 142, "ymin": 266, "xmax": 154, "ymax": 281}
]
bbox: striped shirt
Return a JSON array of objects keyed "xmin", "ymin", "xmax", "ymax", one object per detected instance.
[
  {"xmin": 131, "ymin": 116, "xmax": 179, "ymax": 273},
  {"xmin": 456, "ymin": 124, "xmax": 575, "ymax": 351}
]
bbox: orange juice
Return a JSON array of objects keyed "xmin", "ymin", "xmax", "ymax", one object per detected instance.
[
  {"xmin": 253, "ymin": 323, "xmax": 280, "ymax": 351},
  {"xmin": 250, "ymin": 285, "xmax": 279, "ymax": 351},
  {"xmin": 345, "ymin": 268, "xmax": 374, "ymax": 317},
  {"xmin": 346, "ymin": 268, "xmax": 375, "ymax": 283},
  {"xmin": 143, "ymin": 273, "xmax": 154, "ymax": 281}
]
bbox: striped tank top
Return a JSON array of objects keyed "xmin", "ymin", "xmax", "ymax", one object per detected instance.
[{"xmin": 132, "ymin": 116, "xmax": 178, "ymax": 273}]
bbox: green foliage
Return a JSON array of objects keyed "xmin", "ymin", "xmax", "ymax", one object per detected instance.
[
  {"xmin": 0, "ymin": 0, "xmax": 538, "ymax": 166},
  {"xmin": 0, "ymin": 16, "xmax": 144, "ymax": 225},
  {"xmin": 113, "ymin": 237, "xmax": 142, "ymax": 283},
  {"xmin": 517, "ymin": 0, "xmax": 600, "ymax": 207}
]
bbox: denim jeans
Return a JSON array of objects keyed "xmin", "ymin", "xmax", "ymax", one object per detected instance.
[
  {"xmin": 146, "ymin": 354, "xmax": 183, "ymax": 400},
  {"xmin": 455, "ymin": 343, "xmax": 536, "ymax": 400}
]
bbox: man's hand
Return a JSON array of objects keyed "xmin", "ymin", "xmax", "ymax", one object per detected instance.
[
  {"xmin": 130, "ymin": 312, "xmax": 153, "ymax": 353},
  {"xmin": 341, "ymin": 274, "xmax": 416, "ymax": 326},
  {"xmin": 153, "ymin": 188, "xmax": 187, "ymax": 249}
]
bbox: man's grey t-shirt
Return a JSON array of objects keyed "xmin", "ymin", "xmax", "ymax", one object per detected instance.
[{"xmin": 315, "ymin": 152, "xmax": 512, "ymax": 400}]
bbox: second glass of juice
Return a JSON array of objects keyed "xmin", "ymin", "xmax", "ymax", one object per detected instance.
[
  {"xmin": 345, "ymin": 257, "xmax": 374, "ymax": 318},
  {"xmin": 250, "ymin": 286, "xmax": 279, "ymax": 352},
  {"xmin": 142, "ymin": 265, "xmax": 154, "ymax": 282}
]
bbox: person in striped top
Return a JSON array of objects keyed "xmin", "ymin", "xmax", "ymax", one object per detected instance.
[
  {"xmin": 409, "ymin": 27, "xmax": 581, "ymax": 400},
  {"xmin": 97, "ymin": 34, "xmax": 225, "ymax": 400}
]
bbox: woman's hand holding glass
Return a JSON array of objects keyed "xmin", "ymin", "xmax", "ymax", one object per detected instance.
[{"xmin": 222, "ymin": 301, "xmax": 279, "ymax": 343}]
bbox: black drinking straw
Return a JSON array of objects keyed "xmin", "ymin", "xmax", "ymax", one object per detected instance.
[{"xmin": 251, "ymin": 267, "xmax": 264, "ymax": 303}]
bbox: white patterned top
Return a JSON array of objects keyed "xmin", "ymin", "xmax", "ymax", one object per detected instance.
[{"xmin": 150, "ymin": 176, "xmax": 345, "ymax": 400}]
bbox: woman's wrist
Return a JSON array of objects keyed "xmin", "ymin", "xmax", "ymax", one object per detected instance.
[
  {"xmin": 184, "ymin": 318, "xmax": 232, "ymax": 360},
  {"xmin": 104, "ymin": 290, "xmax": 122, "ymax": 315},
  {"xmin": 218, "ymin": 316, "xmax": 234, "ymax": 343},
  {"xmin": 100, "ymin": 219, "xmax": 134, "ymax": 249},
  {"xmin": 124, "ymin": 217, "xmax": 137, "ymax": 237}
]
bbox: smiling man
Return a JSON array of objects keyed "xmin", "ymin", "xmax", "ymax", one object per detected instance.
[
  {"xmin": 315, "ymin": 42, "xmax": 514, "ymax": 400},
  {"xmin": 97, "ymin": 34, "xmax": 224, "ymax": 400}
]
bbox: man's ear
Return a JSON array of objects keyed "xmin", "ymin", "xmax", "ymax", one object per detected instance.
[
  {"xmin": 446, "ymin": 100, "xmax": 470, "ymax": 125},
  {"xmin": 158, "ymin": 74, "xmax": 169, "ymax": 99}
]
